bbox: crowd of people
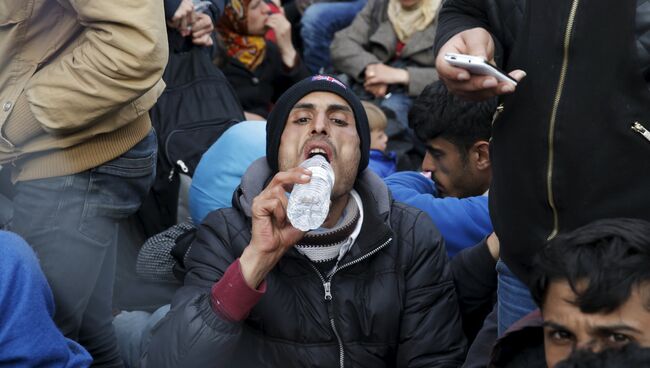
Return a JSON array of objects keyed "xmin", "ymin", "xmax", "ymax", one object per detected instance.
[{"xmin": 2, "ymin": 0, "xmax": 650, "ymax": 367}]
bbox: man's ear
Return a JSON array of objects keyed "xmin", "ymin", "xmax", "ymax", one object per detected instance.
[{"xmin": 472, "ymin": 141, "xmax": 491, "ymax": 170}]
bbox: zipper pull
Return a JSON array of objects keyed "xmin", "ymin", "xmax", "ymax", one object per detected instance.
[
  {"xmin": 168, "ymin": 167, "xmax": 176, "ymax": 182},
  {"xmin": 632, "ymin": 122, "xmax": 650, "ymax": 142},
  {"xmin": 176, "ymin": 160, "xmax": 189, "ymax": 173},
  {"xmin": 323, "ymin": 281, "xmax": 332, "ymax": 301}
]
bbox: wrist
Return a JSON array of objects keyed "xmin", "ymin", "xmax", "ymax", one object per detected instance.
[
  {"xmin": 399, "ymin": 69, "xmax": 410, "ymax": 85},
  {"xmin": 239, "ymin": 246, "xmax": 274, "ymax": 289},
  {"xmin": 281, "ymin": 47, "xmax": 297, "ymax": 68}
]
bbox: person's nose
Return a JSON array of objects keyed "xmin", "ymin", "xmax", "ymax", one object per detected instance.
[
  {"xmin": 311, "ymin": 113, "xmax": 328, "ymax": 136},
  {"xmin": 423, "ymin": 152, "xmax": 436, "ymax": 172},
  {"xmin": 261, "ymin": 1, "xmax": 271, "ymax": 14}
]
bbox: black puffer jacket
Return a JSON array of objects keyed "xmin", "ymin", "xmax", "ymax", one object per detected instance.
[{"xmin": 141, "ymin": 159, "xmax": 466, "ymax": 368}]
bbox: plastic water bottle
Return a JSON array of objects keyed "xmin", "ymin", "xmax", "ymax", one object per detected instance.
[{"xmin": 287, "ymin": 155, "xmax": 335, "ymax": 231}]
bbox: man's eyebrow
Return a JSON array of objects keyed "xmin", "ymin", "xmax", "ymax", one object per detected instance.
[
  {"xmin": 326, "ymin": 104, "xmax": 352, "ymax": 113},
  {"xmin": 291, "ymin": 103, "xmax": 315, "ymax": 111},
  {"xmin": 542, "ymin": 321, "xmax": 570, "ymax": 331},
  {"xmin": 592, "ymin": 324, "xmax": 642, "ymax": 335}
]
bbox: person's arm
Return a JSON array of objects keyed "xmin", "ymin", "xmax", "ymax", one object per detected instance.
[
  {"xmin": 450, "ymin": 234, "xmax": 498, "ymax": 339},
  {"xmin": 0, "ymin": 231, "xmax": 92, "ymax": 368},
  {"xmin": 385, "ymin": 171, "xmax": 492, "ymax": 256},
  {"xmin": 265, "ymin": 13, "xmax": 298, "ymax": 69},
  {"xmin": 329, "ymin": 0, "xmax": 382, "ymax": 82},
  {"xmin": 142, "ymin": 167, "xmax": 310, "ymax": 367},
  {"xmin": 433, "ymin": 0, "xmax": 526, "ymax": 100},
  {"xmin": 19, "ymin": 0, "xmax": 167, "ymax": 136},
  {"xmin": 434, "ymin": 0, "xmax": 494, "ymax": 58},
  {"xmin": 396, "ymin": 211, "xmax": 466, "ymax": 367}
]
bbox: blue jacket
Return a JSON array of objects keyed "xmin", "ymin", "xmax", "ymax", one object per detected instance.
[
  {"xmin": 0, "ymin": 231, "xmax": 91, "ymax": 368},
  {"xmin": 368, "ymin": 149, "xmax": 397, "ymax": 179},
  {"xmin": 384, "ymin": 171, "xmax": 492, "ymax": 257}
]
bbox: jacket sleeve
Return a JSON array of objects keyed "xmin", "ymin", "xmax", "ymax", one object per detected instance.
[
  {"xmin": 396, "ymin": 210, "xmax": 466, "ymax": 367},
  {"xmin": 140, "ymin": 211, "xmax": 248, "ymax": 368},
  {"xmin": 24, "ymin": 0, "xmax": 168, "ymax": 134},
  {"xmin": 385, "ymin": 171, "xmax": 492, "ymax": 257},
  {"xmin": 434, "ymin": 0, "xmax": 500, "ymax": 60},
  {"xmin": 450, "ymin": 237, "xmax": 497, "ymax": 341},
  {"xmin": 329, "ymin": 0, "xmax": 382, "ymax": 81}
]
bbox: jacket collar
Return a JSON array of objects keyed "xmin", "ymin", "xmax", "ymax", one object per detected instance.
[{"xmin": 235, "ymin": 158, "xmax": 394, "ymax": 261}]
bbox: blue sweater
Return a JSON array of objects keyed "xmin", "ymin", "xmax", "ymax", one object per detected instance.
[
  {"xmin": 0, "ymin": 231, "xmax": 91, "ymax": 367},
  {"xmin": 368, "ymin": 149, "xmax": 397, "ymax": 179},
  {"xmin": 384, "ymin": 171, "xmax": 492, "ymax": 258}
]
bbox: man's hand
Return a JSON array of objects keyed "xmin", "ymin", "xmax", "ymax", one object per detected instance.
[
  {"xmin": 191, "ymin": 12, "xmax": 214, "ymax": 46},
  {"xmin": 486, "ymin": 232, "xmax": 500, "ymax": 261},
  {"xmin": 365, "ymin": 83, "xmax": 388, "ymax": 98},
  {"xmin": 435, "ymin": 27, "xmax": 526, "ymax": 100},
  {"xmin": 168, "ymin": 0, "xmax": 195, "ymax": 37},
  {"xmin": 265, "ymin": 14, "xmax": 297, "ymax": 68},
  {"xmin": 239, "ymin": 167, "xmax": 311, "ymax": 288},
  {"xmin": 364, "ymin": 63, "xmax": 409, "ymax": 87}
]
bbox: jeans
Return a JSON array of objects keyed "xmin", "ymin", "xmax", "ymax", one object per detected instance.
[
  {"xmin": 300, "ymin": 0, "xmax": 367, "ymax": 73},
  {"xmin": 113, "ymin": 304, "xmax": 170, "ymax": 368},
  {"xmin": 10, "ymin": 130, "xmax": 157, "ymax": 367},
  {"xmin": 380, "ymin": 92, "xmax": 412, "ymax": 134},
  {"xmin": 496, "ymin": 260, "xmax": 537, "ymax": 336}
]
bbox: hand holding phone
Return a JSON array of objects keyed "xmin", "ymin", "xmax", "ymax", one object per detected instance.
[{"xmin": 444, "ymin": 53, "xmax": 517, "ymax": 86}]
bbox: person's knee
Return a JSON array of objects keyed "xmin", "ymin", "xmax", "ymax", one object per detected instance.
[{"xmin": 301, "ymin": 3, "xmax": 330, "ymax": 35}]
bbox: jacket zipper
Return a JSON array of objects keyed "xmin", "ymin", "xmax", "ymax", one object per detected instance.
[
  {"xmin": 632, "ymin": 122, "xmax": 650, "ymax": 142},
  {"xmin": 546, "ymin": 0, "xmax": 580, "ymax": 240},
  {"xmin": 308, "ymin": 237, "xmax": 392, "ymax": 368}
]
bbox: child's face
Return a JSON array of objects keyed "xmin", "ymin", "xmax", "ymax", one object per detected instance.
[{"xmin": 370, "ymin": 129, "xmax": 388, "ymax": 152}]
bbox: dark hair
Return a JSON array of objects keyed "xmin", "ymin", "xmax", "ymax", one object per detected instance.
[
  {"xmin": 555, "ymin": 344, "xmax": 650, "ymax": 368},
  {"xmin": 408, "ymin": 81, "xmax": 496, "ymax": 154},
  {"xmin": 530, "ymin": 218, "xmax": 650, "ymax": 313}
]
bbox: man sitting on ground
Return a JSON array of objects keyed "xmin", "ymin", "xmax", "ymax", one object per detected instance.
[
  {"xmin": 490, "ymin": 218, "xmax": 650, "ymax": 367},
  {"xmin": 384, "ymin": 81, "xmax": 495, "ymax": 257},
  {"xmin": 141, "ymin": 75, "xmax": 466, "ymax": 367}
]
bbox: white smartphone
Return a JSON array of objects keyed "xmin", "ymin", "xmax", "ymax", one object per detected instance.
[{"xmin": 444, "ymin": 53, "xmax": 517, "ymax": 86}]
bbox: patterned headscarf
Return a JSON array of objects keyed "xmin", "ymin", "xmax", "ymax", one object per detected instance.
[{"xmin": 216, "ymin": 0, "xmax": 267, "ymax": 70}]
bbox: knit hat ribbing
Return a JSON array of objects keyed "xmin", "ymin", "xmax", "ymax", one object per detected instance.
[{"xmin": 266, "ymin": 75, "xmax": 370, "ymax": 175}]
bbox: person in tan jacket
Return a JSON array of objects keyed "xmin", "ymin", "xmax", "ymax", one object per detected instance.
[{"xmin": 0, "ymin": 0, "xmax": 168, "ymax": 366}]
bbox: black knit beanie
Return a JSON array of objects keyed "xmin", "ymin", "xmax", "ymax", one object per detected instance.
[{"xmin": 266, "ymin": 75, "xmax": 370, "ymax": 175}]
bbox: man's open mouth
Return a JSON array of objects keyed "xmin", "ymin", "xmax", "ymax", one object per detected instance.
[{"xmin": 303, "ymin": 143, "xmax": 333, "ymax": 163}]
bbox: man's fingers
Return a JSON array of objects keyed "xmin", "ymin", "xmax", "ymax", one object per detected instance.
[
  {"xmin": 266, "ymin": 168, "xmax": 312, "ymax": 194},
  {"xmin": 364, "ymin": 76, "xmax": 383, "ymax": 86},
  {"xmin": 509, "ymin": 69, "xmax": 527, "ymax": 82},
  {"xmin": 192, "ymin": 34, "xmax": 213, "ymax": 46}
]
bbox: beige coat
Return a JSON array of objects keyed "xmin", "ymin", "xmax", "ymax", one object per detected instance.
[
  {"xmin": 330, "ymin": 0, "xmax": 438, "ymax": 96},
  {"xmin": 0, "ymin": 0, "xmax": 168, "ymax": 181}
]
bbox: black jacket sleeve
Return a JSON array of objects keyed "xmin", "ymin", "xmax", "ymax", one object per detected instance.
[
  {"xmin": 396, "ymin": 209, "xmax": 467, "ymax": 367},
  {"xmin": 434, "ymin": 0, "xmax": 529, "ymax": 69},
  {"xmin": 140, "ymin": 210, "xmax": 245, "ymax": 368},
  {"xmin": 450, "ymin": 237, "xmax": 497, "ymax": 342}
]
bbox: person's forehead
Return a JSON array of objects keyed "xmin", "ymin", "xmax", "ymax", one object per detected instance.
[
  {"xmin": 427, "ymin": 137, "xmax": 457, "ymax": 152},
  {"xmin": 543, "ymin": 281, "xmax": 650, "ymax": 331},
  {"xmin": 290, "ymin": 91, "xmax": 352, "ymax": 111}
]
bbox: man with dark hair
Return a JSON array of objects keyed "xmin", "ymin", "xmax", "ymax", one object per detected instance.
[
  {"xmin": 490, "ymin": 218, "xmax": 650, "ymax": 367},
  {"xmin": 385, "ymin": 81, "xmax": 496, "ymax": 257},
  {"xmin": 141, "ymin": 75, "xmax": 466, "ymax": 367}
]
